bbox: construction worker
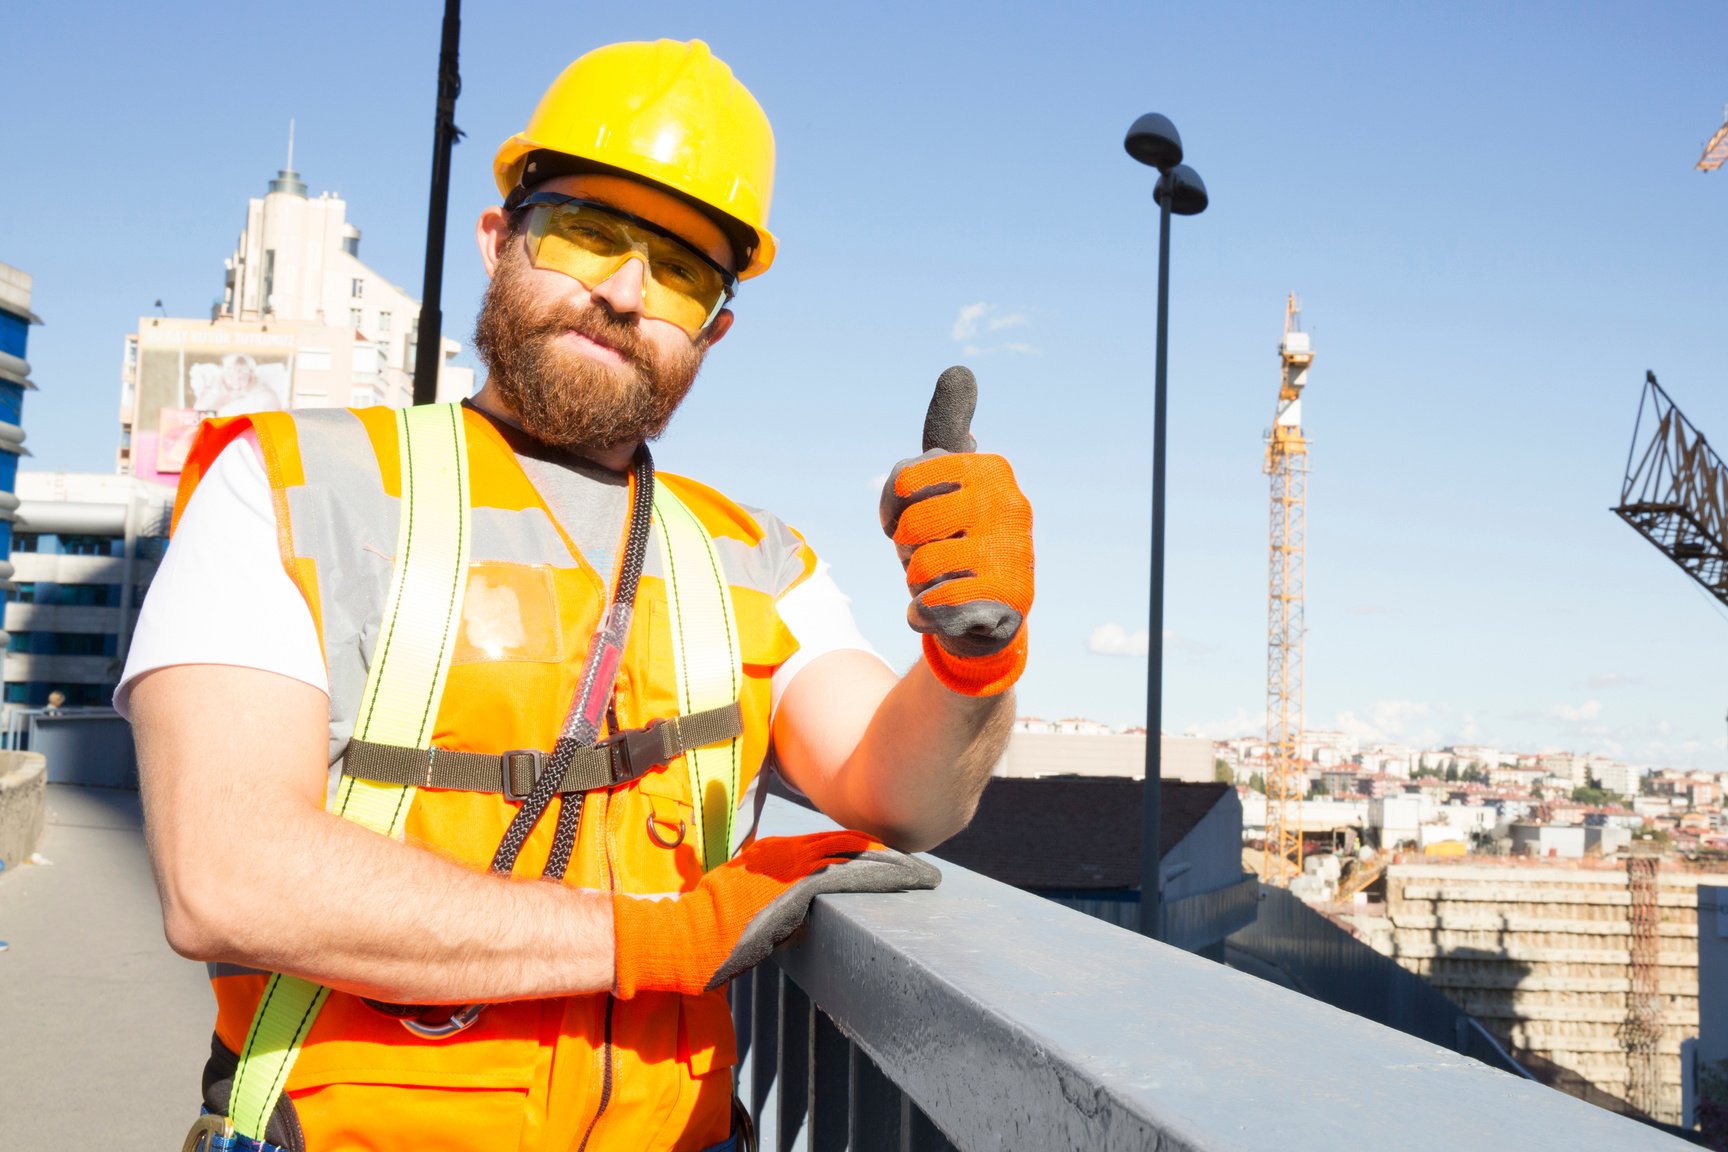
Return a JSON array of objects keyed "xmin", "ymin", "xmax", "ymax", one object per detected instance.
[{"xmin": 123, "ymin": 39, "xmax": 1033, "ymax": 1152}]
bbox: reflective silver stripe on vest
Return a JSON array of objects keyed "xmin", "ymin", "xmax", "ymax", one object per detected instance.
[
  {"xmin": 277, "ymin": 413, "xmax": 806, "ymax": 772},
  {"xmin": 636, "ymin": 494, "xmax": 811, "ymax": 599}
]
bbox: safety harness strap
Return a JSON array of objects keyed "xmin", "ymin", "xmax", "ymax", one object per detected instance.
[
  {"xmin": 341, "ymin": 702, "xmax": 743, "ymax": 796},
  {"xmin": 226, "ymin": 403, "xmax": 470, "ymax": 1140},
  {"xmin": 652, "ymin": 483, "xmax": 745, "ymax": 872}
]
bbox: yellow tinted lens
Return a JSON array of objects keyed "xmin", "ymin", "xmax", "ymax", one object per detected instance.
[
  {"xmin": 527, "ymin": 204, "xmax": 728, "ymax": 336},
  {"xmin": 528, "ymin": 208, "xmax": 631, "ymax": 286}
]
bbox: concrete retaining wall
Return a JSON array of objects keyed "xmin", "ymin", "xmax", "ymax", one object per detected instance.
[{"xmin": 0, "ymin": 750, "xmax": 47, "ymax": 871}]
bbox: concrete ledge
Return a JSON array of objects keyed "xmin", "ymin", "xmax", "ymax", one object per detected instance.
[{"xmin": 0, "ymin": 751, "xmax": 47, "ymax": 871}]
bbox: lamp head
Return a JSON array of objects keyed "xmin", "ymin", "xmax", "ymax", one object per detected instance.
[
  {"xmin": 1154, "ymin": 164, "xmax": 1209, "ymax": 216},
  {"xmin": 1124, "ymin": 113, "xmax": 1183, "ymax": 171}
]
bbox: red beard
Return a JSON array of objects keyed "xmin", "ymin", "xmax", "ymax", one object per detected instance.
[{"xmin": 473, "ymin": 242, "xmax": 706, "ymax": 454}]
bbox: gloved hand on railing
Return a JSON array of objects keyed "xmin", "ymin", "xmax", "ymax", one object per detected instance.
[{"xmin": 611, "ymin": 830, "xmax": 940, "ymax": 998}]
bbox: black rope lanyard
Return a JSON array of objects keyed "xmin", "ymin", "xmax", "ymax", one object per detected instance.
[{"xmin": 490, "ymin": 446, "xmax": 656, "ymax": 880}]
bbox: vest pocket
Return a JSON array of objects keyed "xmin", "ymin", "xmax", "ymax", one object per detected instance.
[
  {"xmin": 452, "ymin": 562, "xmax": 564, "ymax": 665},
  {"xmin": 290, "ymin": 1080, "xmax": 530, "ymax": 1152},
  {"xmin": 290, "ymin": 993, "xmax": 543, "ymax": 1092},
  {"xmin": 284, "ymin": 994, "xmax": 546, "ymax": 1152}
]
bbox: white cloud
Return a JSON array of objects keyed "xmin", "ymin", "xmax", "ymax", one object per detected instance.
[
  {"xmin": 1333, "ymin": 700, "xmax": 1432, "ymax": 744},
  {"xmin": 951, "ymin": 303, "xmax": 989, "ymax": 341},
  {"xmin": 1550, "ymin": 700, "xmax": 1602, "ymax": 723},
  {"xmin": 1088, "ymin": 623, "xmax": 1149, "ymax": 657},
  {"xmin": 950, "ymin": 303, "xmax": 1036, "ymax": 355},
  {"xmin": 1187, "ymin": 705, "xmax": 1261, "ymax": 740}
]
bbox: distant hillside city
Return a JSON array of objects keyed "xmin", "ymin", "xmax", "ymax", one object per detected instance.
[{"xmin": 1009, "ymin": 715, "xmax": 1728, "ymax": 865}]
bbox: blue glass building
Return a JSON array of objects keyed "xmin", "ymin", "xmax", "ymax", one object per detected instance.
[{"xmin": 0, "ymin": 263, "xmax": 40, "ymax": 585}]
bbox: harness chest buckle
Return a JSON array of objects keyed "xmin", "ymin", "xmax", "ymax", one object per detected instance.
[
  {"xmin": 600, "ymin": 719, "xmax": 672, "ymax": 786},
  {"xmin": 500, "ymin": 749, "xmax": 544, "ymax": 802}
]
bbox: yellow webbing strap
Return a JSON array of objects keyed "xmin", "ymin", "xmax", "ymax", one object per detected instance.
[
  {"xmin": 651, "ymin": 483, "xmax": 744, "ymax": 873},
  {"xmin": 228, "ymin": 403, "xmax": 470, "ymax": 1139}
]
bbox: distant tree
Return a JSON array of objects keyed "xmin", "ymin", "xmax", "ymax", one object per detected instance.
[
  {"xmin": 1571, "ymin": 785, "xmax": 1611, "ymax": 806},
  {"xmin": 1311, "ymin": 779, "xmax": 1330, "ymax": 797},
  {"xmin": 1249, "ymin": 773, "xmax": 1266, "ymax": 794},
  {"xmin": 1413, "ymin": 765, "xmax": 1439, "ymax": 781},
  {"xmin": 1462, "ymin": 765, "xmax": 1488, "ymax": 784},
  {"xmin": 1445, "ymin": 764, "xmax": 1460, "ymax": 783},
  {"xmin": 1214, "ymin": 757, "xmax": 1234, "ymax": 784}
]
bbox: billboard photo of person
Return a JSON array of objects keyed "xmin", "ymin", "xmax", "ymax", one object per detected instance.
[
  {"xmin": 188, "ymin": 352, "xmax": 288, "ymax": 416},
  {"xmin": 133, "ymin": 342, "xmax": 294, "ymax": 481}
]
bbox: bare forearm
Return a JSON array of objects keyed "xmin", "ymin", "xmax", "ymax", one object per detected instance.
[
  {"xmin": 155, "ymin": 799, "xmax": 615, "ymax": 1004},
  {"xmin": 775, "ymin": 653, "xmax": 1013, "ymax": 852},
  {"xmin": 133, "ymin": 665, "xmax": 614, "ymax": 1006},
  {"xmin": 838, "ymin": 662, "xmax": 1013, "ymax": 849}
]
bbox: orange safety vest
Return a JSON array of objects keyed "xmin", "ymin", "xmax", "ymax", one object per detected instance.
[{"xmin": 175, "ymin": 405, "xmax": 813, "ymax": 1151}]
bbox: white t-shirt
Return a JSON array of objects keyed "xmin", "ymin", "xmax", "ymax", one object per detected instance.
[{"xmin": 115, "ymin": 434, "xmax": 884, "ymax": 721}]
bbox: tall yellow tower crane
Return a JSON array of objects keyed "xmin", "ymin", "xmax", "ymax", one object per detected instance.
[{"xmin": 1263, "ymin": 295, "xmax": 1311, "ymax": 886}]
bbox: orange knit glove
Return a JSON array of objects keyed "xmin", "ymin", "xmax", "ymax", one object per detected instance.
[
  {"xmin": 612, "ymin": 831, "xmax": 940, "ymax": 998},
  {"xmin": 881, "ymin": 449, "xmax": 1035, "ymax": 696}
]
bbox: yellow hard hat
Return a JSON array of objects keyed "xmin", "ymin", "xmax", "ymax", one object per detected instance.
[{"xmin": 494, "ymin": 39, "xmax": 777, "ymax": 280}]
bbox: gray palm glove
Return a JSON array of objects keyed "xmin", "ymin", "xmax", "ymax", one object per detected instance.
[{"xmin": 613, "ymin": 831, "xmax": 941, "ymax": 997}]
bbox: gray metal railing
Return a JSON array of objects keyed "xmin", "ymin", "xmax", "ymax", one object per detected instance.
[
  {"xmin": 1225, "ymin": 883, "xmax": 1530, "ymax": 1077},
  {"xmin": 740, "ymin": 796, "xmax": 1690, "ymax": 1150}
]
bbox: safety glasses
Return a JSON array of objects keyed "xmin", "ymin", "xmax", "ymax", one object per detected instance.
[{"xmin": 518, "ymin": 193, "xmax": 736, "ymax": 336}]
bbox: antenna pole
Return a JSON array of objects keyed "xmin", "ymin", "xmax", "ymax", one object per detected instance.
[{"xmin": 411, "ymin": 0, "xmax": 463, "ymax": 406}]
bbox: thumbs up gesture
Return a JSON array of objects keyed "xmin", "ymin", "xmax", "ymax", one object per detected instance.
[{"xmin": 878, "ymin": 367, "xmax": 1034, "ymax": 697}]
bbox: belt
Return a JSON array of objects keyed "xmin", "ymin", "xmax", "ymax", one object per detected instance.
[{"xmin": 341, "ymin": 702, "xmax": 742, "ymax": 801}]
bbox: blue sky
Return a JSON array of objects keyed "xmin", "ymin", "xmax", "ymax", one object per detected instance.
[{"xmin": 4, "ymin": 2, "xmax": 1727, "ymax": 768}]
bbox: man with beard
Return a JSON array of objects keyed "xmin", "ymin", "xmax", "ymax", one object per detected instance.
[{"xmin": 123, "ymin": 39, "xmax": 1033, "ymax": 1152}]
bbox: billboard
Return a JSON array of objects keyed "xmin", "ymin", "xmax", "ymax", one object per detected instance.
[{"xmin": 131, "ymin": 323, "xmax": 295, "ymax": 483}]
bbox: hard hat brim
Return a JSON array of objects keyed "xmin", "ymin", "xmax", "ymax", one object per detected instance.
[{"xmin": 494, "ymin": 138, "xmax": 777, "ymax": 281}]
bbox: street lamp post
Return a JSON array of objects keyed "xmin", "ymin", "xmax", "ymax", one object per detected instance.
[{"xmin": 1124, "ymin": 113, "xmax": 1208, "ymax": 940}]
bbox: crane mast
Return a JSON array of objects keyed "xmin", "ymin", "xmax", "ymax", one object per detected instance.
[
  {"xmin": 1698, "ymin": 105, "xmax": 1728, "ymax": 172},
  {"xmin": 1263, "ymin": 295, "xmax": 1311, "ymax": 886}
]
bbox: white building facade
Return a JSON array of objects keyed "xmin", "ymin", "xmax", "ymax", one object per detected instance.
[{"xmin": 119, "ymin": 163, "xmax": 474, "ymax": 482}]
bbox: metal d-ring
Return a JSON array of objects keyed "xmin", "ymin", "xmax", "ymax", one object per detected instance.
[
  {"xmin": 646, "ymin": 812, "xmax": 687, "ymax": 849},
  {"xmin": 400, "ymin": 1002, "xmax": 486, "ymax": 1039},
  {"xmin": 182, "ymin": 1114, "xmax": 233, "ymax": 1152}
]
